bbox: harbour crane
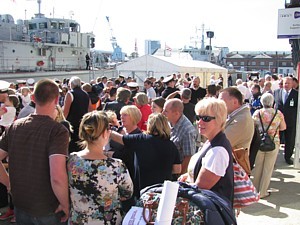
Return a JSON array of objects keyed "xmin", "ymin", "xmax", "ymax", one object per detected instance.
[{"xmin": 105, "ymin": 16, "xmax": 125, "ymax": 62}]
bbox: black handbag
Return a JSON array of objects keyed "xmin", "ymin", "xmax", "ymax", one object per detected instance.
[{"xmin": 258, "ymin": 109, "xmax": 278, "ymax": 152}]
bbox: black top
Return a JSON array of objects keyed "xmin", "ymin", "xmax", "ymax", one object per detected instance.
[
  {"xmin": 193, "ymin": 132, "xmax": 234, "ymax": 205},
  {"xmin": 103, "ymin": 101, "xmax": 131, "ymax": 120},
  {"xmin": 274, "ymin": 88, "xmax": 298, "ymax": 128},
  {"xmin": 112, "ymin": 127, "xmax": 141, "ymax": 180},
  {"xmin": 67, "ymin": 87, "xmax": 90, "ymax": 130},
  {"xmin": 161, "ymin": 87, "xmax": 180, "ymax": 99},
  {"xmin": 123, "ymin": 134, "xmax": 181, "ymax": 197},
  {"xmin": 183, "ymin": 102, "xmax": 196, "ymax": 124},
  {"xmin": 190, "ymin": 87, "xmax": 207, "ymax": 105}
]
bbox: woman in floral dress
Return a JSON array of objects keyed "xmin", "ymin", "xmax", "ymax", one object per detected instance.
[{"xmin": 67, "ymin": 111, "xmax": 133, "ymax": 225}]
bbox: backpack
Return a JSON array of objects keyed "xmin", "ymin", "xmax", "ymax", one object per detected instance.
[
  {"xmin": 258, "ymin": 109, "xmax": 278, "ymax": 152},
  {"xmin": 135, "ymin": 182, "xmax": 237, "ymax": 225}
]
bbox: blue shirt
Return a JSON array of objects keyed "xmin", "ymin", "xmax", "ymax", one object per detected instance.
[{"xmin": 170, "ymin": 115, "xmax": 198, "ymax": 161}]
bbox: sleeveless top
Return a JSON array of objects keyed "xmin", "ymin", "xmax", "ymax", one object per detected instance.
[
  {"xmin": 193, "ymin": 132, "xmax": 234, "ymax": 204},
  {"xmin": 67, "ymin": 87, "xmax": 89, "ymax": 129}
]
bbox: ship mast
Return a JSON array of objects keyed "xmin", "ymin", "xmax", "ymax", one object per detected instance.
[
  {"xmin": 35, "ymin": 0, "xmax": 44, "ymax": 18},
  {"xmin": 201, "ymin": 24, "xmax": 205, "ymax": 51}
]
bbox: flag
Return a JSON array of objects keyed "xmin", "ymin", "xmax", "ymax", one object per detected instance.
[{"xmin": 165, "ymin": 44, "xmax": 172, "ymax": 51}]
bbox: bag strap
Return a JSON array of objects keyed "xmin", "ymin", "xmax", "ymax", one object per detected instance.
[
  {"xmin": 258, "ymin": 109, "xmax": 278, "ymax": 140},
  {"xmin": 258, "ymin": 109, "xmax": 277, "ymax": 133}
]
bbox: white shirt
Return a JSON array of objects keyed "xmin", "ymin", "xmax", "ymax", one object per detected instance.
[
  {"xmin": 0, "ymin": 106, "xmax": 16, "ymax": 127},
  {"xmin": 237, "ymin": 84, "xmax": 252, "ymax": 100},
  {"xmin": 282, "ymin": 89, "xmax": 290, "ymax": 104},
  {"xmin": 187, "ymin": 142, "xmax": 229, "ymax": 182},
  {"xmin": 146, "ymin": 87, "xmax": 156, "ymax": 101}
]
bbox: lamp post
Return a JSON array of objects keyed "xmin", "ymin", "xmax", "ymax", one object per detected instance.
[{"xmin": 206, "ymin": 31, "xmax": 214, "ymax": 62}]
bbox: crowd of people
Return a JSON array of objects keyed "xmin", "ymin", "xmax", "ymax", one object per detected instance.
[{"xmin": 0, "ymin": 71, "xmax": 298, "ymax": 224}]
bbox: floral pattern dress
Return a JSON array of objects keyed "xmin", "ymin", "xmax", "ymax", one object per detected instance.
[
  {"xmin": 252, "ymin": 108, "xmax": 284, "ymax": 146},
  {"xmin": 67, "ymin": 154, "xmax": 133, "ymax": 225}
]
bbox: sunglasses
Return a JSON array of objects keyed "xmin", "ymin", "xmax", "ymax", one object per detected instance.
[{"xmin": 195, "ymin": 115, "xmax": 216, "ymax": 122}]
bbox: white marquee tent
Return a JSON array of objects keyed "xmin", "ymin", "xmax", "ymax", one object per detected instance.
[{"xmin": 117, "ymin": 54, "xmax": 228, "ymax": 88}]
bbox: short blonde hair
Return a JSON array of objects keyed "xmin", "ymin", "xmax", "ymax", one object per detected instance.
[
  {"xmin": 195, "ymin": 97, "xmax": 227, "ymax": 131},
  {"xmin": 147, "ymin": 113, "xmax": 170, "ymax": 139},
  {"xmin": 134, "ymin": 92, "xmax": 149, "ymax": 106},
  {"xmin": 120, "ymin": 105, "xmax": 142, "ymax": 125},
  {"xmin": 79, "ymin": 111, "xmax": 109, "ymax": 146}
]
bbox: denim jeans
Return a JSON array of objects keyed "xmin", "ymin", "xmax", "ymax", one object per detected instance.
[{"xmin": 15, "ymin": 207, "xmax": 67, "ymax": 225}]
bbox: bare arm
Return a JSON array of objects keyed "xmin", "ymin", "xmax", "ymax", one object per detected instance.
[
  {"xmin": 279, "ymin": 117, "xmax": 287, "ymax": 131},
  {"xmin": 0, "ymin": 149, "xmax": 9, "ymax": 188},
  {"xmin": 194, "ymin": 167, "xmax": 221, "ymax": 190},
  {"xmin": 180, "ymin": 155, "xmax": 191, "ymax": 174},
  {"xmin": 63, "ymin": 92, "xmax": 72, "ymax": 118},
  {"xmin": 172, "ymin": 164, "xmax": 181, "ymax": 174},
  {"xmin": 166, "ymin": 90, "xmax": 181, "ymax": 100},
  {"xmin": 49, "ymin": 155, "xmax": 69, "ymax": 222},
  {"xmin": 110, "ymin": 130, "xmax": 124, "ymax": 145},
  {"xmin": 88, "ymin": 98, "xmax": 93, "ymax": 112}
]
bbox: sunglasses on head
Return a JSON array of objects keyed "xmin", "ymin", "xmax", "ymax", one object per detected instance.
[{"xmin": 195, "ymin": 115, "xmax": 216, "ymax": 122}]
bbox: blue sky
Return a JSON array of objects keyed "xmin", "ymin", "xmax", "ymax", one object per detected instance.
[{"xmin": 1, "ymin": 0, "xmax": 291, "ymax": 55}]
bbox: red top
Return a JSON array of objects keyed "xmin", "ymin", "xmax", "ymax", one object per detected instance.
[{"xmin": 136, "ymin": 104, "xmax": 152, "ymax": 131}]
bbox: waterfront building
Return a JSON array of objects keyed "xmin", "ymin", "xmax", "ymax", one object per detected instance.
[{"xmin": 225, "ymin": 51, "xmax": 293, "ymax": 76}]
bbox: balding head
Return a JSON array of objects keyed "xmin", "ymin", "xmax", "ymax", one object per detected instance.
[{"xmin": 163, "ymin": 98, "xmax": 184, "ymax": 125}]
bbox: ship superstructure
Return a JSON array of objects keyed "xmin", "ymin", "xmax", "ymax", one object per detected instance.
[{"xmin": 0, "ymin": 0, "xmax": 94, "ymax": 73}]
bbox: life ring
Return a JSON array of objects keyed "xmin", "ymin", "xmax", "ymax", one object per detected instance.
[{"xmin": 37, "ymin": 61, "xmax": 44, "ymax": 66}]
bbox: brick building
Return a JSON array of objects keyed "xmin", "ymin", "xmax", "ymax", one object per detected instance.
[{"xmin": 225, "ymin": 51, "xmax": 293, "ymax": 76}]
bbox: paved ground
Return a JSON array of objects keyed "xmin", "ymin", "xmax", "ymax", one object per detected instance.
[
  {"xmin": 1, "ymin": 148, "xmax": 299, "ymax": 225},
  {"xmin": 237, "ymin": 148, "xmax": 300, "ymax": 225}
]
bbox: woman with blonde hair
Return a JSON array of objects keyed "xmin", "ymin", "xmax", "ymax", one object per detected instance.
[
  {"xmin": 110, "ymin": 113, "xmax": 181, "ymax": 198},
  {"xmin": 110, "ymin": 105, "xmax": 142, "ymax": 212},
  {"xmin": 67, "ymin": 111, "xmax": 133, "ymax": 225},
  {"xmin": 53, "ymin": 105, "xmax": 73, "ymax": 135},
  {"xmin": 111, "ymin": 105, "xmax": 142, "ymax": 178},
  {"xmin": 178, "ymin": 97, "xmax": 234, "ymax": 205}
]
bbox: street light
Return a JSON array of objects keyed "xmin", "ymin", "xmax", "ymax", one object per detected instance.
[{"xmin": 206, "ymin": 31, "xmax": 214, "ymax": 62}]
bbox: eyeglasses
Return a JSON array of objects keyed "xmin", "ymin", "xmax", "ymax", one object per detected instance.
[{"xmin": 195, "ymin": 115, "xmax": 216, "ymax": 122}]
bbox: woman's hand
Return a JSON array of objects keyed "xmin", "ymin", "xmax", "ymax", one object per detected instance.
[{"xmin": 177, "ymin": 173, "xmax": 188, "ymax": 182}]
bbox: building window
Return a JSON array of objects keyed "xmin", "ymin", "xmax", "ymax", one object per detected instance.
[
  {"xmin": 39, "ymin": 22, "xmax": 47, "ymax": 29},
  {"xmin": 282, "ymin": 62, "xmax": 287, "ymax": 66},
  {"xmin": 260, "ymin": 62, "xmax": 265, "ymax": 66},
  {"xmin": 269, "ymin": 62, "xmax": 274, "ymax": 66},
  {"xmin": 251, "ymin": 62, "xmax": 256, "ymax": 66},
  {"xmin": 233, "ymin": 62, "xmax": 238, "ymax": 66},
  {"xmin": 240, "ymin": 62, "xmax": 245, "ymax": 66}
]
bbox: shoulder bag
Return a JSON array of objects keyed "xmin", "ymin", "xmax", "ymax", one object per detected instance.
[{"xmin": 233, "ymin": 162, "xmax": 260, "ymax": 208}]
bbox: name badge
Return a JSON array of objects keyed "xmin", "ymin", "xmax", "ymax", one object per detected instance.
[{"xmin": 290, "ymin": 99, "xmax": 294, "ymax": 107}]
